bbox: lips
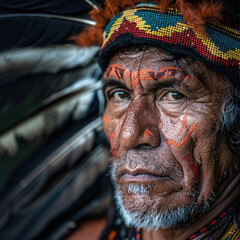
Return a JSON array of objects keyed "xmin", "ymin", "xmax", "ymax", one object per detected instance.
[
  {"xmin": 114, "ymin": 150, "xmax": 184, "ymax": 186},
  {"xmin": 119, "ymin": 168, "xmax": 174, "ymax": 183}
]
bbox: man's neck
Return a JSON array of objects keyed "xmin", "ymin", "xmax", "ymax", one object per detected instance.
[{"xmin": 144, "ymin": 173, "xmax": 240, "ymax": 240}]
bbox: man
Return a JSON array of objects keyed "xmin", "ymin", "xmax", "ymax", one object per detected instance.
[{"xmin": 76, "ymin": 0, "xmax": 240, "ymax": 239}]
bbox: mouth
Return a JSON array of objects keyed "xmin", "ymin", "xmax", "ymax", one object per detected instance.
[
  {"xmin": 116, "ymin": 167, "xmax": 184, "ymax": 196},
  {"xmin": 119, "ymin": 169, "xmax": 174, "ymax": 183}
]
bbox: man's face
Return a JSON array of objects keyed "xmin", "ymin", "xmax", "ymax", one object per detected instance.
[{"xmin": 102, "ymin": 47, "xmax": 234, "ymax": 229}]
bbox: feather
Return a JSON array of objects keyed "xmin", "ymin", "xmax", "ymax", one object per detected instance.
[
  {"xmin": 0, "ymin": 0, "xmax": 92, "ymax": 16},
  {"xmin": 75, "ymin": 0, "xmax": 240, "ymax": 46},
  {"xmin": 221, "ymin": 0, "xmax": 240, "ymax": 27},
  {"xmin": 0, "ymin": 13, "xmax": 96, "ymax": 25},
  {"xmin": 83, "ymin": 0, "xmax": 99, "ymax": 9},
  {"xmin": 0, "ymin": 0, "xmax": 99, "ymax": 52},
  {"xmin": 0, "ymin": 45, "xmax": 99, "ymax": 80},
  {"xmin": 0, "ymin": 16, "xmax": 86, "ymax": 53}
]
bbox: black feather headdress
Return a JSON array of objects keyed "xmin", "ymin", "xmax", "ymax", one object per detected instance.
[{"xmin": 0, "ymin": 0, "xmax": 104, "ymax": 52}]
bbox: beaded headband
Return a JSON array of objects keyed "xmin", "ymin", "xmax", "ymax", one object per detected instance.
[{"xmin": 98, "ymin": 5, "xmax": 240, "ymax": 83}]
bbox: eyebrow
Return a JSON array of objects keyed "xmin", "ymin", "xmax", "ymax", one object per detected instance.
[
  {"xmin": 103, "ymin": 79, "xmax": 129, "ymax": 92},
  {"xmin": 146, "ymin": 79, "xmax": 177, "ymax": 92}
]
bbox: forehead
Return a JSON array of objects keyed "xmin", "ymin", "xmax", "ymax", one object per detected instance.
[
  {"xmin": 105, "ymin": 46, "xmax": 228, "ymax": 92},
  {"xmin": 108, "ymin": 47, "xmax": 200, "ymax": 74}
]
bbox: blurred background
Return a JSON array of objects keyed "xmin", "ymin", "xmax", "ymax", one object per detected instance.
[{"xmin": 0, "ymin": 1, "xmax": 112, "ymax": 239}]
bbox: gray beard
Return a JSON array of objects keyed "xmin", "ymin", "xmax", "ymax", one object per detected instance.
[
  {"xmin": 114, "ymin": 183, "xmax": 201, "ymax": 231},
  {"xmin": 110, "ymin": 153, "xmax": 214, "ymax": 231}
]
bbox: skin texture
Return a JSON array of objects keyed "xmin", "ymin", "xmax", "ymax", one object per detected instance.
[{"xmin": 102, "ymin": 47, "xmax": 240, "ymax": 239}]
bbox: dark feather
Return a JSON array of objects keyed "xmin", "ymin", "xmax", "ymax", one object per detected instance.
[
  {"xmin": 0, "ymin": 16, "xmax": 86, "ymax": 53},
  {"xmin": 0, "ymin": 0, "xmax": 102, "ymax": 52},
  {"xmin": 0, "ymin": 0, "xmax": 91, "ymax": 15},
  {"xmin": 184, "ymin": 0, "xmax": 240, "ymax": 27},
  {"xmin": 221, "ymin": 0, "xmax": 240, "ymax": 26}
]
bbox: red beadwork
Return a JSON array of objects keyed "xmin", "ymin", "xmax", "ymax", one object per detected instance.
[{"xmin": 102, "ymin": 21, "xmax": 239, "ymax": 69}]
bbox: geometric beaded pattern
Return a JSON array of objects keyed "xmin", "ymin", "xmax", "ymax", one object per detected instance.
[
  {"xmin": 220, "ymin": 223, "xmax": 240, "ymax": 240},
  {"xmin": 100, "ymin": 6, "xmax": 240, "ymax": 81}
]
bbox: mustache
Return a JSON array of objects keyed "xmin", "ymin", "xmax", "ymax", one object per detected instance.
[{"xmin": 112, "ymin": 151, "xmax": 183, "ymax": 181}]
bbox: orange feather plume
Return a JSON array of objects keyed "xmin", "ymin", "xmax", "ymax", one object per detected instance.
[{"xmin": 73, "ymin": 0, "xmax": 229, "ymax": 46}]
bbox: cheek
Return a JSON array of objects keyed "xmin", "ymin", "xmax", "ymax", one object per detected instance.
[
  {"xmin": 103, "ymin": 102, "xmax": 127, "ymax": 136},
  {"xmin": 109, "ymin": 132, "xmax": 119, "ymax": 158},
  {"xmin": 181, "ymin": 153, "xmax": 199, "ymax": 183},
  {"xmin": 102, "ymin": 112, "xmax": 121, "ymax": 158},
  {"xmin": 160, "ymin": 114, "xmax": 200, "ymax": 183},
  {"xmin": 192, "ymin": 118, "xmax": 220, "ymax": 162},
  {"xmin": 102, "ymin": 114, "xmax": 113, "ymax": 137},
  {"xmin": 161, "ymin": 114, "xmax": 198, "ymax": 149},
  {"xmin": 102, "ymin": 105, "xmax": 118, "ymax": 137}
]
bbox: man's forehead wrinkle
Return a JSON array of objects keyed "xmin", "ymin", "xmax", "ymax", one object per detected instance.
[
  {"xmin": 117, "ymin": 49, "xmax": 144, "ymax": 62},
  {"xmin": 150, "ymin": 53, "xmax": 209, "ymax": 87},
  {"xmin": 180, "ymin": 57, "xmax": 211, "ymax": 87},
  {"xmin": 145, "ymin": 47, "xmax": 188, "ymax": 63},
  {"xmin": 108, "ymin": 50, "xmax": 212, "ymax": 90},
  {"xmin": 135, "ymin": 47, "xmax": 148, "ymax": 89},
  {"xmin": 103, "ymin": 65, "xmax": 205, "ymax": 92}
]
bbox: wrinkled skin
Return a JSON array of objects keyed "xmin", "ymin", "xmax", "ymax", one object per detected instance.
[{"xmin": 102, "ymin": 47, "xmax": 239, "ymax": 239}]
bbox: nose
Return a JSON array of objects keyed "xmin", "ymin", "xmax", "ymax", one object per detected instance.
[{"xmin": 118, "ymin": 96, "xmax": 160, "ymax": 149}]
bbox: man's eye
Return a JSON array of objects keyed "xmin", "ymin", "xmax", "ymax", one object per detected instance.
[
  {"xmin": 111, "ymin": 91, "xmax": 130, "ymax": 101},
  {"xmin": 163, "ymin": 92, "xmax": 184, "ymax": 100}
]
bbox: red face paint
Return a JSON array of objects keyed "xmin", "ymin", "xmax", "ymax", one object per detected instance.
[
  {"xmin": 144, "ymin": 128, "xmax": 155, "ymax": 139},
  {"xmin": 182, "ymin": 153, "xmax": 199, "ymax": 182},
  {"xmin": 167, "ymin": 124, "xmax": 197, "ymax": 148},
  {"xmin": 104, "ymin": 64, "xmax": 125, "ymax": 81},
  {"xmin": 108, "ymin": 230, "xmax": 117, "ymax": 240},
  {"xmin": 103, "ymin": 115, "xmax": 111, "ymax": 123},
  {"xmin": 104, "ymin": 64, "xmax": 202, "ymax": 91},
  {"xmin": 131, "ymin": 71, "xmax": 141, "ymax": 91},
  {"xmin": 110, "ymin": 132, "xmax": 119, "ymax": 158}
]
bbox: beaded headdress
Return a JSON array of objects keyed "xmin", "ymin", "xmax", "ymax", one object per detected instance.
[{"xmin": 98, "ymin": 3, "xmax": 240, "ymax": 84}]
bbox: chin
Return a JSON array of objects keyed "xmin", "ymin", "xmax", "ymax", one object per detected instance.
[
  {"xmin": 114, "ymin": 186, "xmax": 201, "ymax": 230},
  {"xmin": 113, "ymin": 181, "xmax": 211, "ymax": 231},
  {"xmin": 110, "ymin": 151, "xmax": 215, "ymax": 230}
]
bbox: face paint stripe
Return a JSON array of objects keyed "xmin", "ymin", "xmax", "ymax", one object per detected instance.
[
  {"xmin": 104, "ymin": 66, "xmax": 112, "ymax": 79},
  {"xmin": 177, "ymin": 114, "xmax": 187, "ymax": 136},
  {"xmin": 114, "ymin": 68, "xmax": 121, "ymax": 79},
  {"xmin": 118, "ymin": 68, "xmax": 124, "ymax": 80},
  {"xmin": 182, "ymin": 153, "xmax": 199, "ymax": 182},
  {"xmin": 132, "ymin": 72, "xmax": 141, "ymax": 91},
  {"xmin": 181, "ymin": 124, "xmax": 197, "ymax": 146},
  {"xmin": 167, "ymin": 123, "xmax": 197, "ymax": 148},
  {"xmin": 104, "ymin": 64, "xmax": 125, "ymax": 80},
  {"xmin": 184, "ymin": 74, "xmax": 203, "ymax": 86},
  {"xmin": 144, "ymin": 128, "xmax": 155, "ymax": 139},
  {"xmin": 105, "ymin": 64, "xmax": 203, "ymax": 90},
  {"xmin": 108, "ymin": 230, "xmax": 117, "ymax": 240},
  {"xmin": 110, "ymin": 132, "xmax": 118, "ymax": 158},
  {"xmin": 103, "ymin": 115, "xmax": 111, "ymax": 123},
  {"xmin": 147, "ymin": 71, "xmax": 157, "ymax": 80}
]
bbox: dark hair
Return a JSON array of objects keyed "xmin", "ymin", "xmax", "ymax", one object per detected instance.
[{"xmin": 221, "ymin": 80, "xmax": 240, "ymax": 155}]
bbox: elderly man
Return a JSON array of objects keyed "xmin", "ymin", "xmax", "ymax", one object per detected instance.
[{"xmin": 76, "ymin": 0, "xmax": 240, "ymax": 239}]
